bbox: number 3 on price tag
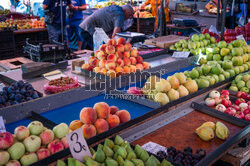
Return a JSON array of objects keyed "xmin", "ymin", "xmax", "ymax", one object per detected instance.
[{"xmin": 66, "ymin": 128, "xmax": 92, "ymax": 162}]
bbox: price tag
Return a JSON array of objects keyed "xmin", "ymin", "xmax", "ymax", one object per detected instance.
[
  {"xmin": 0, "ymin": 116, "xmax": 6, "ymax": 133},
  {"xmin": 172, "ymin": 51, "xmax": 190, "ymax": 58},
  {"xmin": 66, "ymin": 128, "xmax": 92, "ymax": 162},
  {"xmin": 95, "ymin": 28, "xmax": 110, "ymax": 44},
  {"xmin": 142, "ymin": 141, "xmax": 167, "ymax": 155}
]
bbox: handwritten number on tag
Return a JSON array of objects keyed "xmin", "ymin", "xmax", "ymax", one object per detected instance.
[{"xmin": 70, "ymin": 133, "xmax": 86, "ymax": 153}]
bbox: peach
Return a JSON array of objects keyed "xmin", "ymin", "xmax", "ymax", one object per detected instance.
[
  {"xmin": 94, "ymin": 119, "xmax": 109, "ymax": 134},
  {"xmin": 82, "ymin": 124, "xmax": 96, "ymax": 139},
  {"xmin": 116, "ymin": 58, "xmax": 124, "ymax": 67},
  {"xmin": 90, "ymin": 59, "xmax": 99, "ymax": 67},
  {"xmin": 88, "ymin": 57, "xmax": 97, "ymax": 64},
  {"xmin": 93, "ymin": 67, "xmax": 101, "ymax": 73},
  {"xmin": 69, "ymin": 120, "xmax": 83, "ymax": 131},
  {"xmin": 94, "ymin": 102, "xmax": 110, "ymax": 119},
  {"xmin": 116, "ymin": 52, "xmax": 123, "ymax": 59},
  {"xmin": 136, "ymin": 64, "xmax": 144, "ymax": 71},
  {"xmin": 116, "ymin": 44, "xmax": 125, "ymax": 53},
  {"xmin": 36, "ymin": 147, "xmax": 50, "ymax": 160},
  {"xmin": 123, "ymin": 51, "xmax": 130, "ymax": 58},
  {"xmin": 100, "ymin": 44, "xmax": 107, "ymax": 52},
  {"xmin": 105, "ymin": 61, "xmax": 116, "ymax": 70},
  {"xmin": 97, "ymin": 51, "xmax": 106, "ymax": 60},
  {"xmin": 81, "ymin": 63, "xmax": 90, "ymax": 70},
  {"xmin": 95, "ymin": 50, "xmax": 100, "ymax": 56},
  {"xmin": 48, "ymin": 139, "xmax": 64, "ymax": 154},
  {"xmin": 142, "ymin": 62, "xmax": 150, "ymax": 69},
  {"xmin": 115, "ymin": 66, "xmax": 124, "ymax": 76},
  {"xmin": 117, "ymin": 37, "xmax": 126, "ymax": 45},
  {"xmin": 99, "ymin": 60, "xmax": 107, "ymax": 68},
  {"xmin": 106, "ymin": 45, "xmax": 116, "ymax": 54},
  {"xmin": 123, "ymin": 66, "xmax": 131, "ymax": 74},
  {"xmin": 61, "ymin": 137, "xmax": 69, "ymax": 148},
  {"xmin": 116, "ymin": 110, "xmax": 131, "ymax": 123},
  {"xmin": 100, "ymin": 68, "xmax": 107, "ymax": 75},
  {"xmin": 80, "ymin": 107, "xmax": 97, "ymax": 124},
  {"xmin": 136, "ymin": 56, "xmax": 143, "ymax": 64},
  {"xmin": 130, "ymin": 57, "xmax": 137, "ymax": 65},
  {"xmin": 110, "ymin": 106, "xmax": 119, "ymax": 114},
  {"xmin": 40, "ymin": 129, "xmax": 54, "ymax": 145},
  {"xmin": 123, "ymin": 58, "xmax": 131, "ymax": 66},
  {"xmin": 124, "ymin": 43, "xmax": 132, "ymax": 51},
  {"xmin": 108, "ymin": 39, "xmax": 117, "ymax": 46},
  {"xmin": 107, "ymin": 114, "xmax": 120, "ymax": 129},
  {"xmin": 130, "ymin": 65, "xmax": 136, "ymax": 73},
  {"xmin": 107, "ymin": 54, "xmax": 117, "ymax": 62},
  {"xmin": 130, "ymin": 48, "xmax": 138, "ymax": 57},
  {"xmin": 107, "ymin": 70, "xmax": 116, "ymax": 78}
]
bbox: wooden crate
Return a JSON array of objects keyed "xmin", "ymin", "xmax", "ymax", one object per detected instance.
[
  {"xmin": 128, "ymin": 17, "xmax": 155, "ymax": 35},
  {"xmin": 0, "ymin": 57, "xmax": 33, "ymax": 70}
]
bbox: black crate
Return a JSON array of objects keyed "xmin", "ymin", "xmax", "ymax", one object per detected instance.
[
  {"xmin": 128, "ymin": 18, "xmax": 155, "ymax": 35},
  {"xmin": 0, "ymin": 30, "xmax": 15, "ymax": 60}
]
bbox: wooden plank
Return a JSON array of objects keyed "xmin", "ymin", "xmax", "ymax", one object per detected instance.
[{"xmin": 0, "ymin": 57, "xmax": 34, "ymax": 70}]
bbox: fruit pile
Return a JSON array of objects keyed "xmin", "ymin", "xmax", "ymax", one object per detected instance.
[
  {"xmin": 229, "ymin": 72, "xmax": 250, "ymax": 93},
  {"xmin": 70, "ymin": 102, "xmax": 131, "ymax": 139},
  {"xmin": 133, "ymin": 11, "xmax": 154, "ymax": 18},
  {"xmin": 196, "ymin": 121, "xmax": 229, "ymax": 141},
  {"xmin": 169, "ymin": 33, "xmax": 217, "ymax": 55},
  {"xmin": 0, "ymin": 9, "xmax": 10, "ymax": 15},
  {"xmin": 0, "ymin": 18, "xmax": 45, "ymax": 30},
  {"xmin": 0, "ymin": 80, "xmax": 40, "ymax": 108},
  {"xmin": 127, "ymin": 74, "xmax": 198, "ymax": 106},
  {"xmin": 205, "ymin": 90, "xmax": 250, "ymax": 121},
  {"xmin": 81, "ymin": 38, "xmax": 150, "ymax": 78},
  {"xmin": 156, "ymin": 146, "xmax": 206, "ymax": 166},
  {"xmin": 57, "ymin": 135, "xmax": 172, "ymax": 166},
  {"xmin": 0, "ymin": 121, "xmax": 69, "ymax": 166}
]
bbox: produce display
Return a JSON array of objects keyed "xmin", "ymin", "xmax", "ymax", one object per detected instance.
[
  {"xmin": 133, "ymin": 11, "xmax": 154, "ymax": 18},
  {"xmin": 57, "ymin": 135, "xmax": 172, "ymax": 166},
  {"xmin": 0, "ymin": 18, "xmax": 45, "ymax": 30},
  {"xmin": 0, "ymin": 9, "xmax": 10, "ymax": 15},
  {"xmin": 93, "ymin": 0, "xmax": 126, "ymax": 9},
  {"xmin": 69, "ymin": 102, "xmax": 131, "ymax": 139},
  {"xmin": 44, "ymin": 76, "xmax": 81, "ymax": 94},
  {"xmin": 229, "ymin": 72, "xmax": 250, "ymax": 93},
  {"xmin": 204, "ymin": 90, "xmax": 250, "ymax": 121},
  {"xmin": 156, "ymin": 146, "xmax": 206, "ymax": 166},
  {"xmin": 195, "ymin": 121, "xmax": 229, "ymax": 141},
  {"xmin": 0, "ymin": 121, "xmax": 69, "ymax": 165},
  {"xmin": 0, "ymin": 80, "xmax": 40, "ymax": 108},
  {"xmin": 81, "ymin": 38, "xmax": 150, "ymax": 78},
  {"xmin": 127, "ymin": 73, "xmax": 198, "ymax": 106}
]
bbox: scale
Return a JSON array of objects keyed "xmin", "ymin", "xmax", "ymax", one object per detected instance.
[
  {"xmin": 173, "ymin": 18, "xmax": 199, "ymax": 27},
  {"xmin": 116, "ymin": 31, "xmax": 147, "ymax": 44}
]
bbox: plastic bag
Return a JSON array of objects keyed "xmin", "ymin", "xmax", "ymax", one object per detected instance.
[
  {"xmin": 93, "ymin": 30, "xmax": 104, "ymax": 52},
  {"xmin": 209, "ymin": 25, "xmax": 218, "ymax": 35},
  {"xmin": 44, "ymin": 77, "xmax": 80, "ymax": 94}
]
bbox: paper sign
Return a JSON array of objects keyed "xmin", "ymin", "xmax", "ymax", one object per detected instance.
[
  {"xmin": 0, "ymin": 116, "xmax": 6, "ymax": 133},
  {"xmin": 95, "ymin": 28, "xmax": 110, "ymax": 44},
  {"xmin": 142, "ymin": 141, "xmax": 167, "ymax": 155},
  {"xmin": 172, "ymin": 51, "xmax": 190, "ymax": 58},
  {"xmin": 66, "ymin": 128, "xmax": 92, "ymax": 162}
]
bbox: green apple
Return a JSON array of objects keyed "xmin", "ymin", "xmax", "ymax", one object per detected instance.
[
  {"xmin": 213, "ymin": 54, "xmax": 221, "ymax": 61},
  {"xmin": 201, "ymin": 64, "xmax": 211, "ymax": 75},
  {"xmin": 210, "ymin": 37, "xmax": 216, "ymax": 43},
  {"xmin": 177, "ymin": 47, "xmax": 183, "ymax": 51},
  {"xmin": 169, "ymin": 45, "xmax": 176, "ymax": 50},
  {"xmin": 242, "ymin": 54, "xmax": 248, "ymax": 63},
  {"xmin": 205, "ymin": 33, "xmax": 210, "ymax": 39},
  {"xmin": 223, "ymin": 55, "xmax": 232, "ymax": 60},
  {"xmin": 175, "ymin": 42, "xmax": 181, "ymax": 48},
  {"xmin": 199, "ymin": 34, "xmax": 205, "ymax": 40},
  {"xmin": 188, "ymin": 42, "xmax": 196, "ymax": 49},
  {"xmin": 222, "ymin": 60, "xmax": 233, "ymax": 70},
  {"xmin": 219, "ymin": 74, "xmax": 225, "ymax": 82},
  {"xmin": 8, "ymin": 142, "xmax": 25, "ymax": 160},
  {"xmin": 220, "ymin": 48, "xmax": 230, "ymax": 56},
  {"xmin": 232, "ymin": 57, "xmax": 240, "ymax": 66},
  {"xmin": 222, "ymin": 71, "xmax": 230, "ymax": 79},
  {"xmin": 238, "ymin": 66, "xmax": 245, "ymax": 73},
  {"xmin": 243, "ymin": 75, "xmax": 250, "ymax": 82},
  {"xmin": 218, "ymin": 41, "xmax": 227, "ymax": 48},
  {"xmin": 232, "ymin": 39, "xmax": 243, "ymax": 47},
  {"xmin": 189, "ymin": 69, "xmax": 199, "ymax": 79},
  {"xmin": 242, "ymin": 46, "xmax": 246, "ymax": 53},
  {"xmin": 211, "ymin": 65, "xmax": 221, "ymax": 75},
  {"xmin": 212, "ymin": 47, "xmax": 220, "ymax": 54},
  {"xmin": 0, "ymin": 151, "xmax": 10, "ymax": 165},
  {"xmin": 227, "ymin": 44, "xmax": 233, "ymax": 50},
  {"xmin": 207, "ymin": 61, "xmax": 218, "ymax": 66},
  {"xmin": 238, "ymin": 56, "xmax": 243, "ymax": 65},
  {"xmin": 211, "ymin": 74, "xmax": 219, "ymax": 83},
  {"xmin": 195, "ymin": 41, "xmax": 200, "ymax": 48},
  {"xmin": 226, "ymin": 69, "xmax": 236, "ymax": 77},
  {"xmin": 235, "ymin": 75, "xmax": 243, "ymax": 83},
  {"xmin": 191, "ymin": 34, "xmax": 199, "ymax": 42},
  {"xmin": 206, "ymin": 53, "xmax": 213, "ymax": 61},
  {"xmin": 240, "ymin": 87, "xmax": 249, "ymax": 93},
  {"xmin": 27, "ymin": 121, "xmax": 44, "ymax": 136},
  {"xmin": 200, "ymin": 58, "xmax": 207, "ymax": 65},
  {"xmin": 203, "ymin": 40, "xmax": 208, "ymax": 46},
  {"xmin": 238, "ymin": 47, "xmax": 243, "ymax": 55},
  {"xmin": 232, "ymin": 48, "xmax": 241, "ymax": 56},
  {"xmin": 200, "ymin": 41, "xmax": 204, "ymax": 47},
  {"xmin": 20, "ymin": 153, "xmax": 38, "ymax": 166},
  {"xmin": 196, "ymin": 67, "xmax": 203, "ymax": 76},
  {"xmin": 229, "ymin": 86, "xmax": 238, "ymax": 92},
  {"xmin": 198, "ymin": 79, "xmax": 210, "ymax": 89},
  {"xmin": 247, "ymin": 80, "xmax": 250, "ymax": 89},
  {"xmin": 206, "ymin": 76, "xmax": 215, "ymax": 85},
  {"xmin": 233, "ymin": 67, "xmax": 240, "ymax": 74},
  {"xmin": 23, "ymin": 135, "xmax": 41, "ymax": 152},
  {"xmin": 182, "ymin": 43, "xmax": 188, "ymax": 48},
  {"xmin": 237, "ymin": 80, "xmax": 245, "ymax": 89},
  {"xmin": 243, "ymin": 64, "xmax": 248, "ymax": 71},
  {"xmin": 53, "ymin": 123, "xmax": 69, "ymax": 139},
  {"xmin": 206, "ymin": 48, "xmax": 213, "ymax": 54}
]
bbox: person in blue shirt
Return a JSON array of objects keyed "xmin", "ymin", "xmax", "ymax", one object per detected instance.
[
  {"xmin": 43, "ymin": 0, "xmax": 75, "ymax": 43},
  {"xmin": 67, "ymin": 0, "xmax": 87, "ymax": 50}
]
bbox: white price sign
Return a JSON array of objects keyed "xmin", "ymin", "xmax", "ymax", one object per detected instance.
[
  {"xmin": 0, "ymin": 116, "xmax": 6, "ymax": 133},
  {"xmin": 95, "ymin": 28, "xmax": 110, "ymax": 44},
  {"xmin": 66, "ymin": 128, "xmax": 92, "ymax": 162},
  {"xmin": 142, "ymin": 141, "xmax": 167, "ymax": 155},
  {"xmin": 172, "ymin": 51, "xmax": 190, "ymax": 58}
]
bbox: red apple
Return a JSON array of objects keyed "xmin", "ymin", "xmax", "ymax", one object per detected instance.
[
  {"xmin": 215, "ymin": 104, "xmax": 226, "ymax": 112},
  {"xmin": 221, "ymin": 98, "xmax": 231, "ymax": 107},
  {"xmin": 232, "ymin": 104, "xmax": 240, "ymax": 112},
  {"xmin": 36, "ymin": 147, "xmax": 50, "ymax": 160},
  {"xmin": 235, "ymin": 98, "xmax": 246, "ymax": 105},
  {"xmin": 239, "ymin": 103, "xmax": 248, "ymax": 111},
  {"xmin": 14, "ymin": 126, "xmax": 30, "ymax": 141},
  {"xmin": 61, "ymin": 137, "xmax": 69, "ymax": 149},
  {"xmin": 220, "ymin": 94, "xmax": 229, "ymax": 100},
  {"xmin": 235, "ymin": 112, "xmax": 245, "ymax": 119},
  {"xmin": 40, "ymin": 129, "xmax": 54, "ymax": 145},
  {"xmin": 209, "ymin": 90, "xmax": 220, "ymax": 99},
  {"xmin": 244, "ymin": 114, "xmax": 250, "ymax": 121},
  {"xmin": 0, "ymin": 132, "xmax": 14, "ymax": 150},
  {"xmin": 243, "ymin": 108, "xmax": 250, "ymax": 115},
  {"xmin": 247, "ymin": 94, "xmax": 250, "ymax": 100},
  {"xmin": 214, "ymin": 97, "xmax": 222, "ymax": 105},
  {"xmin": 221, "ymin": 90, "xmax": 229, "ymax": 96},
  {"xmin": 225, "ymin": 107, "xmax": 236, "ymax": 116},
  {"xmin": 205, "ymin": 97, "xmax": 216, "ymax": 107},
  {"xmin": 236, "ymin": 91, "xmax": 247, "ymax": 99},
  {"xmin": 48, "ymin": 139, "xmax": 64, "ymax": 154}
]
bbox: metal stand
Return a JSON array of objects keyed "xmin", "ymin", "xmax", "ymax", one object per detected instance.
[
  {"xmin": 60, "ymin": 0, "xmax": 64, "ymax": 42},
  {"xmin": 221, "ymin": 0, "xmax": 228, "ymax": 41}
]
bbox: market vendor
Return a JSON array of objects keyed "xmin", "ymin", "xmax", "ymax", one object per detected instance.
[
  {"xmin": 67, "ymin": 0, "xmax": 88, "ymax": 50},
  {"xmin": 140, "ymin": 0, "xmax": 170, "ymax": 25},
  {"xmin": 43, "ymin": 0, "xmax": 75, "ymax": 43},
  {"xmin": 79, "ymin": 4, "xmax": 134, "ymax": 50}
]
